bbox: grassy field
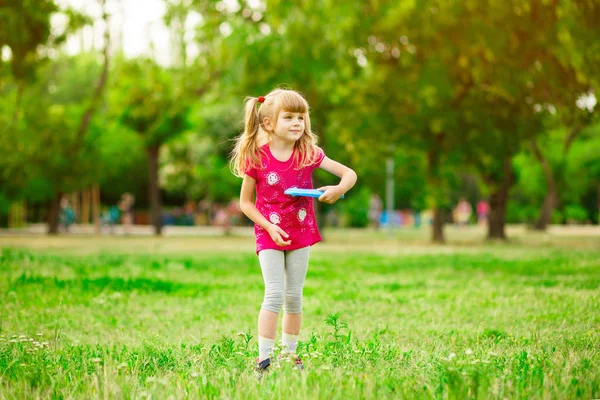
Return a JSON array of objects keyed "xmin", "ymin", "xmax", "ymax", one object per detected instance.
[{"xmin": 1, "ymin": 228, "xmax": 599, "ymax": 399}]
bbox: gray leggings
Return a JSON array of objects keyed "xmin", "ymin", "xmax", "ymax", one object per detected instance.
[{"xmin": 258, "ymin": 247, "xmax": 310, "ymax": 314}]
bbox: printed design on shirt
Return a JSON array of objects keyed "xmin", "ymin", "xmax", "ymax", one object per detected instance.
[
  {"xmin": 266, "ymin": 172, "xmax": 280, "ymax": 186},
  {"xmin": 297, "ymin": 208, "xmax": 307, "ymax": 222},
  {"xmin": 269, "ymin": 212, "xmax": 281, "ymax": 225}
]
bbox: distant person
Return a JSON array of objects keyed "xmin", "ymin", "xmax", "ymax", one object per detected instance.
[
  {"xmin": 368, "ymin": 193, "xmax": 383, "ymax": 230},
  {"xmin": 102, "ymin": 204, "xmax": 120, "ymax": 234},
  {"xmin": 59, "ymin": 196, "xmax": 75, "ymax": 233},
  {"xmin": 213, "ymin": 204, "xmax": 229, "ymax": 228},
  {"xmin": 400, "ymin": 209, "xmax": 414, "ymax": 227},
  {"xmin": 196, "ymin": 199, "xmax": 211, "ymax": 225},
  {"xmin": 182, "ymin": 201, "xmax": 195, "ymax": 226},
  {"xmin": 230, "ymin": 89, "xmax": 357, "ymax": 375},
  {"xmin": 118, "ymin": 193, "xmax": 135, "ymax": 235},
  {"xmin": 454, "ymin": 197, "xmax": 472, "ymax": 226},
  {"xmin": 213, "ymin": 201, "xmax": 241, "ymax": 235},
  {"xmin": 414, "ymin": 210, "xmax": 422, "ymax": 227},
  {"xmin": 227, "ymin": 198, "xmax": 242, "ymax": 227},
  {"xmin": 477, "ymin": 200, "xmax": 490, "ymax": 226}
]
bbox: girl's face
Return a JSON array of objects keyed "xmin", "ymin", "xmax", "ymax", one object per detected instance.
[{"xmin": 266, "ymin": 110, "xmax": 305, "ymax": 144}]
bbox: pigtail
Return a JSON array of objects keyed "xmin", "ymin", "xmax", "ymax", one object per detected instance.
[{"xmin": 230, "ymin": 97, "xmax": 264, "ymax": 178}]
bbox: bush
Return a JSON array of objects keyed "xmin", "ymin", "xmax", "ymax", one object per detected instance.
[
  {"xmin": 506, "ymin": 202, "xmax": 538, "ymax": 224},
  {"xmin": 551, "ymin": 209, "xmax": 563, "ymax": 224},
  {"xmin": 338, "ymin": 187, "xmax": 370, "ymax": 228},
  {"xmin": 564, "ymin": 204, "xmax": 588, "ymax": 223}
]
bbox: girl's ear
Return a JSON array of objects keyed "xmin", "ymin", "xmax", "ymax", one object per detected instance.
[{"xmin": 263, "ymin": 117, "xmax": 273, "ymax": 132}]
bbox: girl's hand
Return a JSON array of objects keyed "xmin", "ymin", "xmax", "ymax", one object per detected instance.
[
  {"xmin": 267, "ymin": 224, "xmax": 292, "ymax": 246},
  {"xmin": 317, "ymin": 186, "xmax": 344, "ymax": 204}
]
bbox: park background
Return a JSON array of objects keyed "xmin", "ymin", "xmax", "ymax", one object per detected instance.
[
  {"xmin": 1, "ymin": 0, "xmax": 600, "ymax": 399},
  {"xmin": 0, "ymin": 0, "xmax": 599, "ymax": 240}
]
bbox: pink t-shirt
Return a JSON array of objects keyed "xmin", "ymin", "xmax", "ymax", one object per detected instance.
[{"xmin": 245, "ymin": 144, "xmax": 325, "ymax": 254}]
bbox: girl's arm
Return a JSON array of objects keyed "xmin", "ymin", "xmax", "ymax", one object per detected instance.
[
  {"xmin": 239, "ymin": 175, "xmax": 291, "ymax": 246},
  {"xmin": 317, "ymin": 156, "xmax": 358, "ymax": 204}
]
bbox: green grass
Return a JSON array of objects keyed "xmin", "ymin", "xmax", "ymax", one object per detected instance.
[{"xmin": 1, "ymin": 230, "xmax": 599, "ymax": 399}]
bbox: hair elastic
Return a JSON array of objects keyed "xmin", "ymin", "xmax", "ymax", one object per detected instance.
[{"xmin": 258, "ymin": 96, "xmax": 265, "ymax": 103}]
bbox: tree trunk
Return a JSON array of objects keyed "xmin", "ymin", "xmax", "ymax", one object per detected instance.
[
  {"xmin": 531, "ymin": 140, "xmax": 557, "ymax": 230},
  {"xmin": 431, "ymin": 207, "xmax": 445, "ymax": 243},
  {"xmin": 82, "ymin": 188, "xmax": 91, "ymax": 225},
  {"xmin": 426, "ymin": 147, "xmax": 446, "ymax": 244},
  {"xmin": 487, "ymin": 156, "xmax": 513, "ymax": 240},
  {"xmin": 488, "ymin": 190, "xmax": 507, "ymax": 239},
  {"xmin": 147, "ymin": 144, "xmax": 162, "ymax": 235},
  {"xmin": 531, "ymin": 128, "xmax": 582, "ymax": 231},
  {"xmin": 535, "ymin": 187, "xmax": 557, "ymax": 230},
  {"xmin": 92, "ymin": 184, "xmax": 101, "ymax": 233},
  {"xmin": 47, "ymin": 192, "xmax": 62, "ymax": 235}
]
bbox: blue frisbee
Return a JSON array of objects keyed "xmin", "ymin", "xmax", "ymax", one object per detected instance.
[{"xmin": 284, "ymin": 188, "xmax": 344, "ymax": 198}]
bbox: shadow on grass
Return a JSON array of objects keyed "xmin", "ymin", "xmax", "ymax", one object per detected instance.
[{"xmin": 8, "ymin": 274, "xmax": 230, "ymax": 296}]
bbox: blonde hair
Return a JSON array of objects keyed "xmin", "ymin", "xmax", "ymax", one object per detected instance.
[{"xmin": 230, "ymin": 88, "xmax": 321, "ymax": 178}]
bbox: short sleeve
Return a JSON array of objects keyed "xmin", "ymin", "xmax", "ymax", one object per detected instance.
[
  {"xmin": 245, "ymin": 165, "xmax": 258, "ymax": 179},
  {"xmin": 313, "ymin": 148, "xmax": 325, "ymax": 169},
  {"xmin": 241, "ymin": 157, "xmax": 258, "ymax": 179}
]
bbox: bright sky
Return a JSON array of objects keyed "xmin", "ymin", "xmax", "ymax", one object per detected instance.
[{"xmin": 55, "ymin": 0, "xmax": 175, "ymax": 65}]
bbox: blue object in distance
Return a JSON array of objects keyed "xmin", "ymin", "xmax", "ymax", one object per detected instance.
[{"xmin": 284, "ymin": 188, "xmax": 344, "ymax": 198}]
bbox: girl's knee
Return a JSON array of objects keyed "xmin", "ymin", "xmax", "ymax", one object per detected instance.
[
  {"xmin": 284, "ymin": 293, "xmax": 302, "ymax": 314},
  {"xmin": 263, "ymin": 289, "xmax": 285, "ymax": 312}
]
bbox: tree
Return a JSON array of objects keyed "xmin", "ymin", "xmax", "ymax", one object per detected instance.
[
  {"xmin": 160, "ymin": 101, "xmax": 242, "ymax": 203},
  {"xmin": 0, "ymin": 0, "xmax": 60, "ymax": 222},
  {"xmin": 360, "ymin": 0, "xmax": 594, "ymax": 241},
  {"xmin": 527, "ymin": 0, "xmax": 600, "ymax": 230},
  {"xmin": 0, "ymin": 0, "xmax": 59, "ymax": 118},
  {"xmin": 0, "ymin": 0, "xmax": 107, "ymax": 234},
  {"xmin": 530, "ymin": 108, "xmax": 596, "ymax": 230},
  {"xmin": 47, "ymin": 1, "xmax": 110, "ymax": 233},
  {"xmin": 112, "ymin": 58, "xmax": 190, "ymax": 235}
]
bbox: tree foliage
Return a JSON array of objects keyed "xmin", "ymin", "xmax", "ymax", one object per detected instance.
[{"xmin": 0, "ymin": 0, "xmax": 598, "ymax": 237}]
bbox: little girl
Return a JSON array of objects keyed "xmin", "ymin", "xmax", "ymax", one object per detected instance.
[{"xmin": 230, "ymin": 88, "xmax": 357, "ymax": 372}]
